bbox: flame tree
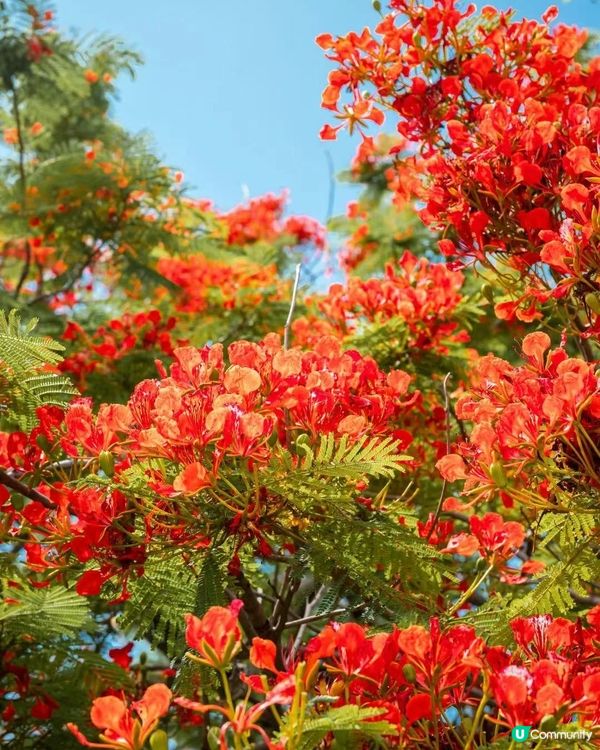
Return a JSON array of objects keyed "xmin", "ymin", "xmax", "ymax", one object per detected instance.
[{"xmin": 0, "ymin": 1, "xmax": 600, "ymax": 748}]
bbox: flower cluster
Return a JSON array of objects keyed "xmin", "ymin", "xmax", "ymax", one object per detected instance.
[
  {"xmin": 442, "ymin": 512, "xmax": 525, "ymax": 565},
  {"xmin": 3, "ymin": 335, "xmax": 417, "ymax": 595},
  {"xmin": 60, "ymin": 333, "xmax": 417, "ymax": 469},
  {"xmin": 70, "ymin": 605, "xmax": 600, "ymax": 749},
  {"xmin": 491, "ymin": 611, "xmax": 600, "ymax": 729},
  {"xmin": 219, "ymin": 192, "xmax": 326, "ymax": 250},
  {"xmin": 187, "ymin": 606, "xmax": 600, "ymax": 746},
  {"xmin": 295, "ymin": 251, "xmax": 470, "ymax": 355},
  {"xmin": 319, "ymin": 0, "xmax": 600, "ymax": 330},
  {"xmin": 60, "ymin": 311, "xmax": 181, "ymax": 388},
  {"xmin": 436, "ymin": 332, "xmax": 600, "ymax": 507},
  {"xmin": 157, "ymin": 254, "xmax": 285, "ymax": 314}
]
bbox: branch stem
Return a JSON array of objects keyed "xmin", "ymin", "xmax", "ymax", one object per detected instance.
[{"xmin": 283, "ymin": 263, "xmax": 302, "ymax": 349}]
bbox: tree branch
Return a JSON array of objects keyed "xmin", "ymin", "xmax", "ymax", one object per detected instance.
[
  {"xmin": 285, "ymin": 607, "xmax": 347, "ymax": 629},
  {"xmin": 0, "ymin": 468, "xmax": 57, "ymax": 509}
]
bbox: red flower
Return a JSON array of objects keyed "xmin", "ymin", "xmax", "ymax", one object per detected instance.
[
  {"xmin": 109, "ymin": 643, "xmax": 134, "ymax": 670},
  {"xmin": 185, "ymin": 601, "xmax": 244, "ymax": 669},
  {"xmin": 30, "ymin": 694, "xmax": 59, "ymax": 720},
  {"xmin": 67, "ymin": 683, "xmax": 171, "ymax": 749},
  {"xmin": 250, "ymin": 637, "xmax": 278, "ymax": 673},
  {"xmin": 173, "ymin": 462, "xmax": 211, "ymax": 494}
]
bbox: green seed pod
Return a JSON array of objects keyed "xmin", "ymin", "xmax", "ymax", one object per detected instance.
[
  {"xmin": 149, "ymin": 730, "xmax": 169, "ymax": 750},
  {"xmin": 489, "ymin": 461, "xmax": 508, "ymax": 488},
  {"xmin": 98, "ymin": 450, "xmax": 114, "ymax": 477},
  {"xmin": 481, "ymin": 283, "xmax": 494, "ymax": 303},
  {"xmin": 461, "ymin": 717, "xmax": 473, "ymax": 734},
  {"xmin": 402, "ymin": 663, "xmax": 417, "ymax": 683},
  {"xmin": 207, "ymin": 728, "xmax": 220, "ymax": 750},
  {"xmin": 585, "ymin": 292, "xmax": 600, "ymax": 315},
  {"xmin": 372, "ymin": 0, "xmax": 382, "ymax": 12},
  {"xmin": 539, "ymin": 714, "xmax": 557, "ymax": 732}
]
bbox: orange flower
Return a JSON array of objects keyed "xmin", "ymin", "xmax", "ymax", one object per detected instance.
[
  {"xmin": 173, "ymin": 462, "xmax": 211, "ymax": 494},
  {"xmin": 435, "ymin": 454, "xmax": 467, "ymax": 482},
  {"xmin": 387, "ymin": 369, "xmax": 411, "ymax": 395},
  {"xmin": 84, "ymin": 69, "xmax": 99, "ymax": 84},
  {"xmin": 521, "ymin": 332, "xmax": 551, "ymax": 366},
  {"xmin": 185, "ymin": 600, "xmax": 244, "ymax": 669},
  {"xmin": 3, "ymin": 128, "xmax": 18, "ymax": 145},
  {"xmin": 396, "ymin": 625, "xmax": 432, "ymax": 663},
  {"xmin": 560, "ymin": 183, "xmax": 589, "ymax": 214},
  {"xmin": 223, "ymin": 365, "xmax": 261, "ymax": 396},
  {"xmin": 443, "ymin": 513, "xmax": 525, "ymax": 562},
  {"xmin": 250, "ymin": 637, "xmax": 278, "ymax": 673},
  {"xmin": 338, "ymin": 414, "xmax": 367, "ymax": 436},
  {"xmin": 67, "ymin": 683, "xmax": 171, "ymax": 749}
]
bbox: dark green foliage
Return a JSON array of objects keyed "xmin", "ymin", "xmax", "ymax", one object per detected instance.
[{"xmin": 0, "ymin": 309, "xmax": 76, "ymax": 428}]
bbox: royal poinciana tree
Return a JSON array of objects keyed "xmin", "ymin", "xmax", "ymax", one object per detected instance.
[{"xmin": 0, "ymin": 0, "xmax": 599, "ymax": 748}]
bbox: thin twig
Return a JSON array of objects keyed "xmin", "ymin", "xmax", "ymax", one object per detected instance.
[
  {"xmin": 426, "ymin": 372, "xmax": 453, "ymax": 542},
  {"xmin": 324, "ymin": 150, "xmax": 336, "ymax": 223},
  {"xmin": 291, "ymin": 583, "xmax": 326, "ymax": 655},
  {"xmin": 285, "ymin": 607, "xmax": 347, "ymax": 629},
  {"xmin": 283, "ymin": 263, "xmax": 302, "ymax": 350}
]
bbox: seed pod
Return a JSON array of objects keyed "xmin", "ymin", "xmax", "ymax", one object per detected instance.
[
  {"xmin": 98, "ymin": 450, "xmax": 114, "ymax": 477},
  {"xmin": 402, "ymin": 663, "xmax": 417, "ymax": 683},
  {"xmin": 481, "ymin": 283, "xmax": 494, "ymax": 303},
  {"xmin": 372, "ymin": 0, "xmax": 382, "ymax": 11},
  {"xmin": 489, "ymin": 461, "xmax": 508, "ymax": 488},
  {"xmin": 585, "ymin": 292, "xmax": 600, "ymax": 314}
]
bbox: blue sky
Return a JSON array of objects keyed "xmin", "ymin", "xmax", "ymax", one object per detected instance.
[{"xmin": 57, "ymin": 0, "xmax": 597, "ymax": 222}]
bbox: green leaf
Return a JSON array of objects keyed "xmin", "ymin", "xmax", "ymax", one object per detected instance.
[
  {"xmin": 285, "ymin": 705, "xmax": 395, "ymax": 750},
  {"xmin": 0, "ymin": 583, "xmax": 91, "ymax": 638},
  {"xmin": 0, "ymin": 308, "xmax": 77, "ymax": 429}
]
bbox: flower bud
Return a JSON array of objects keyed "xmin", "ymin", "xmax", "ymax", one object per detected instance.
[
  {"xmin": 402, "ymin": 663, "xmax": 417, "ymax": 683},
  {"xmin": 539, "ymin": 714, "xmax": 557, "ymax": 731},
  {"xmin": 150, "ymin": 730, "xmax": 169, "ymax": 750},
  {"xmin": 99, "ymin": 450, "xmax": 114, "ymax": 477},
  {"xmin": 585, "ymin": 292, "xmax": 600, "ymax": 314}
]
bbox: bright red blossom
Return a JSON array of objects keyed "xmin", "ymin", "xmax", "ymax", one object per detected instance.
[{"xmin": 67, "ymin": 684, "xmax": 171, "ymax": 749}]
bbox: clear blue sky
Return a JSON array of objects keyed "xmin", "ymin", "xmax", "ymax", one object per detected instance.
[{"xmin": 56, "ymin": 0, "xmax": 597, "ymax": 222}]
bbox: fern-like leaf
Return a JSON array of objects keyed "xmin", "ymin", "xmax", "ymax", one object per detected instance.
[
  {"xmin": 0, "ymin": 583, "xmax": 91, "ymax": 638},
  {"xmin": 287, "ymin": 705, "xmax": 395, "ymax": 750},
  {"xmin": 0, "ymin": 308, "xmax": 77, "ymax": 428}
]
